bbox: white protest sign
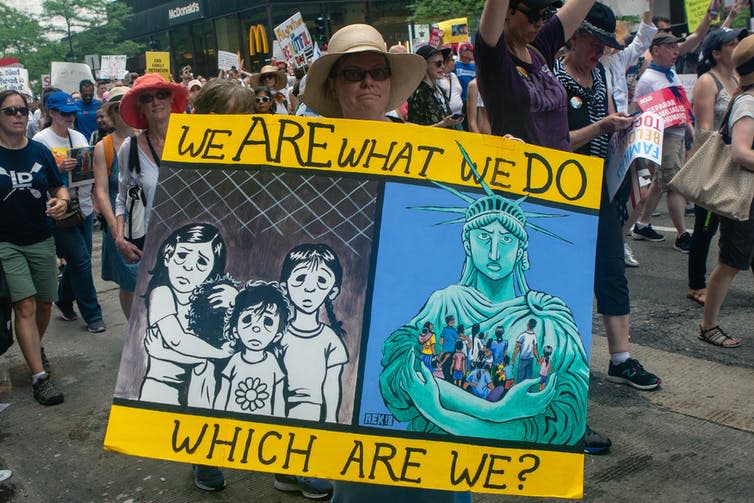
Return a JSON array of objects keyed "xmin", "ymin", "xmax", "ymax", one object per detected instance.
[
  {"xmin": 0, "ymin": 67, "xmax": 32, "ymax": 96},
  {"xmin": 274, "ymin": 11, "xmax": 315, "ymax": 68},
  {"xmin": 677, "ymin": 74, "xmax": 697, "ymax": 101},
  {"xmin": 606, "ymin": 112, "xmax": 665, "ymax": 201},
  {"xmin": 50, "ymin": 62, "xmax": 95, "ymax": 94},
  {"xmin": 217, "ymin": 50, "xmax": 239, "ymax": 71},
  {"xmin": 100, "ymin": 55, "xmax": 127, "ymax": 80}
]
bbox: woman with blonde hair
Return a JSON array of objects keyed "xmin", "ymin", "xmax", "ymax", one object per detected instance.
[{"xmin": 192, "ymin": 79, "xmax": 255, "ymax": 114}]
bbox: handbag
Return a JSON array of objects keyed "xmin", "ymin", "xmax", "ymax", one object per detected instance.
[
  {"xmin": 55, "ymin": 197, "xmax": 85, "ymax": 228},
  {"xmin": 124, "ymin": 136, "xmax": 146, "ymax": 250},
  {"xmin": 669, "ymin": 95, "xmax": 754, "ymax": 221}
]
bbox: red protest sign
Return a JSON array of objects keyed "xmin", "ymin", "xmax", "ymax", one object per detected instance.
[{"xmin": 636, "ymin": 86, "xmax": 694, "ymax": 128}]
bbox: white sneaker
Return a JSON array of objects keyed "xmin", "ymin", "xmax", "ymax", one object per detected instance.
[{"xmin": 624, "ymin": 243, "xmax": 639, "ymax": 267}]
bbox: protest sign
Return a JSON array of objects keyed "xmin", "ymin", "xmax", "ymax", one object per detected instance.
[
  {"xmin": 0, "ymin": 67, "xmax": 32, "ymax": 96},
  {"xmin": 437, "ymin": 17, "xmax": 470, "ymax": 44},
  {"xmin": 68, "ymin": 146, "xmax": 95, "ymax": 187},
  {"xmin": 677, "ymin": 74, "xmax": 698, "ymax": 101},
  {"xmin": 606, "ymin": 112, "xmax": 666, "ymax": 201},
  {"xmin": 636, "ymin": 86, "xmax": 694, "ymax": 128},
  {"xmin": 274, "ymin": 11, "xmax": 315, "ymax": 67},
  {"xmin": 686, "ymin": 0, "xmax": 714, "ymax": 31},
  {"xmin": 218, "ymin": 50, "xmax": 240, "ymax": 71},
  {"xmin": 50, "ymin": 62, "xmax": 95, "ymax": 94},
  {"xmin": 104, "ymin": 114, "xmax": 604, "ymax": 498},
  {"xmin": 100, "ymin": 55, "xmax": 127, "ymax": 80},
  {"xmin": 42, "ymin": 74, "xmax": 51, "ymax": 88},
  {"xmin": 146, "ymin": 52, "xmax": 171, "ymax": 82}
]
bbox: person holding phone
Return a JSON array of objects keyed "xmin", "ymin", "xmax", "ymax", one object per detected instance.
[{"xmin": 408, "ymin": 45, "xmax": 465, "ymax": 129}]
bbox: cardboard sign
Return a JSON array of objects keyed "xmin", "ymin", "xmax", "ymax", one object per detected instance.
[
  {"xmin": 218, "ymin": 50, "xmax": 240, "ymax": 71},
  {"xmin": 606, "ymin": 112, "xmax": 666, "ymax": 201},
  {"xmin": 104, "ymin": 114, "xmax": 605, "ymax": 499},
  {"xmin": 685, "ymin": 0, "xmax": 715, "ymax": 31},
  {"xmin": 68, "ymin": 146, "xmax": 95, "ymax": 187},
  {"xmin": 636, "ymin": 86, "xmax": 694, "ymax": 128},
  {"xmin": 437, "ymin": 17, "xmax": 470, "ymax": 44},
  {"xmin": 0, "ymin": 67, "xmax": 32, "ymax": 96},
  {"xmin": 676, "ymin": 74, "xmax": 698, "ymax": 101},
  {"xmin": 101, "ymin": 55, "xmax": 127, "ymax": 80},
  {"xmin": 50, "ymin": 62, "xmax": 96, "ymax": 94},
  {"xmin": 274, "ymin": 11, "xmax": 315, "ymax": 67},
  {"xmin": 146, "ymin": 52, "xmax": 171, "ymax": 82}
]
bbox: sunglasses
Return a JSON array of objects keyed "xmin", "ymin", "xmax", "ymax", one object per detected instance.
[
  {"xmin": 337, "ymin": 67, "xmax": 392, "ymax": 82},
  {"xmin": 55, "ymin": 110, "xmax": 76, "ymax": 117},
  {"xmin": 256, "ymin": 96, "xmax": 270, "ymax": 103},
  {"xmin": 659, "ymin": 28, "xmax": 672, "ymax": 34},
  {"xmin": 261, "ymin": 73, "xmax": 277, "ymax": 80},
  {"xmin": 138, "ymin": 89, "xmax": 171, "ymax": 104},
  {"xmin": 517, "ymin": 5, "xmax": 556, "ymax": 24},
  {"xmin": 1, "ymin": 106, "xmax": 29, "ymax": 116}
]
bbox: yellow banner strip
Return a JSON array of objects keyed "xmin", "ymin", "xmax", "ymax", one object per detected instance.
[
  {"xmin": 104, "ymin": 404, "xmax": 584, "ymax": 498},
  {"xmin": 162, "ymin": 114, "xmax": 603, "ymax": 211}
]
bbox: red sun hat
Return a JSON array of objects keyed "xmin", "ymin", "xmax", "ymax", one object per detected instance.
[{"xmin": 119, "ymin": 73, "xmax": 189, "ymax": 129}]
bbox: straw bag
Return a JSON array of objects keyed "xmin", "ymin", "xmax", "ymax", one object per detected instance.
[{"xmin": 669, "ymin": 96, "xmax": 754, "ymax": 221}]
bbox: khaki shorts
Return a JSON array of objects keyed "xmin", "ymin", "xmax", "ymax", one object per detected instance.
[
  {"xmin": 0, "ymin": 237, "xmax": 58, "ymax": 303},
  {"xmin": 653, "ymin": 133, "xmax": 686, "ymax": 193}
]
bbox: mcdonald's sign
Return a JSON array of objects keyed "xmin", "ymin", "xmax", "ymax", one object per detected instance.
[{"xmin": 249, "ymin": 24, "xmax": 269, "ymax": 56}]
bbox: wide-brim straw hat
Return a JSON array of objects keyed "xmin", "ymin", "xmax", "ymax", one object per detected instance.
[
  {"xmin": 120, "ymin": 73, "xmax": 188, "ymax": 129},
  {"xmin": 302, "ymin": 24, "xmax": 427, "ymax": 118},
  {"xmin": 103, "ymin": 86, "xmax": 129, "ymax": 109},
  {"xmin": 733, "ymin": 34, "xmax": 754, "ymax": 87},
  {"xmin": 251, "ymin": 65, "xmax": 287, "ymax": 90}
]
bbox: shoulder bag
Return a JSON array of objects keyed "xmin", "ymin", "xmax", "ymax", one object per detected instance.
[
  {"xmin": 669, "ymin": 95, "xmax": 754, "ymax": 221},
  {"xmin": 124, "ymin": 135, "xmax": 147, "ymax": 250}
]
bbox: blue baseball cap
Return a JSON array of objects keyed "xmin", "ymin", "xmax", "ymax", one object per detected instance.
[{"xmin": 45, "ymin": 91, "xmax": 77, "ymax": 113}]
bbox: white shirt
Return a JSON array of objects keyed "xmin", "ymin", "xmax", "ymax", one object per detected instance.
[
  {"xmin": 437, "ymin": 72, "xmax": 464, "ymax": 115},
  {"xmin": 115, "ymin": 136, "xmax": 160, "ymax": 232}
]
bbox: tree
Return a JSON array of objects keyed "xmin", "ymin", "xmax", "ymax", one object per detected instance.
[
  {"xmin": 410, "ymin": 0, "xmax": 486, "ymax": 24},
  {"xmin": 0, "ymin": 4, "xmax": 45, "ymax": 56}
]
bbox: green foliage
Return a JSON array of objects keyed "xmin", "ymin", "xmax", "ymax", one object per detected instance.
[
  {"xmin": 0, "ymin": 4, "xmax": 44, "ymax": 55},
  {"xmin": 410, "ymin": 0, "xmax": 486, "ymax": 24}
]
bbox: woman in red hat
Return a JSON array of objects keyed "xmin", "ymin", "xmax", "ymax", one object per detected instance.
[{"xmin": 113, "ymin": 73, "xmax": 188, "ymax": 267}]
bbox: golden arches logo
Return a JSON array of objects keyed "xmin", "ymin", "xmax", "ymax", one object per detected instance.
[{"xmin": 249, "ymin": 24, "xmax": 269, "ymax": 56}]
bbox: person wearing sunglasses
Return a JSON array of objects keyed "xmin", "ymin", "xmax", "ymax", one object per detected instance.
[
  {"xmin": 91, "ymin": 87, "xmax": 139, "ymax": 320},
  {"xmin": 0, "ymin": 90, "xmax": 70, "ymax": 405},
  {"xmin": 114, "ymin": 74, "xmax": 188, "ymax": 270},
  {"xmin": 408, "ymin": 45, "xmax": 464, "ymax": 129},
  {"xmin": 32, "ymin": 91, "xmax": 107, "ymax": 334},
  {"xmin": 253, "ymin": 87, "xmax": 275, "ymax": 114}
]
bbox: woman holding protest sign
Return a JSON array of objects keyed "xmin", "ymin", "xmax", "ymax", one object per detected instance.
[
  {"xmin": 687, "ymin": 28, "xmax": 744, "ymax": 307},
  {"xmin": 0, "ymin": 89, "xmax": 70, "ymax": 405},
  {"xmin": 302, "ymin": 23, "xmax": 471, "ymax": 503},
  {"xmin": 92, "ymin": 86, "xmax": 139, "ymax": 319}
]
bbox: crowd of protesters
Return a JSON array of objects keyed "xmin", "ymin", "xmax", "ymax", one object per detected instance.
[{"xmin": 2, "ymin": 0, "xmax": 754, "ymax": 500}]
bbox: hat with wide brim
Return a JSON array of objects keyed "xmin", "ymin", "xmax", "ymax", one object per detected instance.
[
  {"xmin": 102, "ymin": 86, "xmax": 129, "ymax": 109},
  {"xmin": 733, "ymin": 34, "xmax": 754, "ymax": 87},
  {"xmin": 120, "ymin": 73, "xmax": 188, "ymax": 129},
  {"xmin": 580, "ymin": 2, "xmax": 622, "ymax": 50},
  {"xmin": 251, "ymin": 65, "xmax": 287, "ymax": 90},
  {"xmin": 302, "ymin": 24, "xmax": 427, "ymax": 118}
]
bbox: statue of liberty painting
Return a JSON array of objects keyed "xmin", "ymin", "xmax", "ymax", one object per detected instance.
[{"xmin": 379, "ymin": 144, "xmax": 589, "ymax": 446}]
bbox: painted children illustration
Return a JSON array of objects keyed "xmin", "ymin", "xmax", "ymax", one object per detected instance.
[
  {"xmin": 279, "ymin": 243, "xmax": 349, "ymax": 423},
  {"xmin": 419, "ymin": 323, "xmax": 436, "ymax": 370},
  {"xmin": 216, "ymin": 281, "xmax": 289, "ymax": 416},
  {"xmin": 451, "ymin": 340, "xmax": 466, "ymax": 387},
  {"xmin": 139, "ymin": 223, "xmax": 234, "ymax": 406},
  {"xmin": 538, "ymin": 345, "xmax": 554, "ymax": 391}
]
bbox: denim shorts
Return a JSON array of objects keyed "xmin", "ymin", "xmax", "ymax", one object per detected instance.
[{"xmin": 0, "ymin": 237, "xmax": 58, "ymax": 303}]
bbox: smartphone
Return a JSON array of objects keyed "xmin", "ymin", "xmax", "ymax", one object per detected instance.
[
  {"xmin": 451, "ymin": 113, "xmax": 465, "ymax": 121},
  {"xmin": 628, "ymin": 110, "xmax": 642, "ymax": 117}
]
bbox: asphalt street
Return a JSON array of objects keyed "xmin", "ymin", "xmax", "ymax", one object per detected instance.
[{"xmin": 1, "ymin": 208, "xmax": 753, "ymax": 502}]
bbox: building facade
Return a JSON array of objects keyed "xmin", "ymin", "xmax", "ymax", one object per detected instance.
[{"xmin": 123, "ymin": 0, "xmax": 412, "ymax": 78}]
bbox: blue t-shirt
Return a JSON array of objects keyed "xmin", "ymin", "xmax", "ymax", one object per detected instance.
[
  {"xmin": 466, "ymin": 368, "xmax": 492, "ymax": 398},
  {"xmin": 440, "ymin": 326, "xmax": 458, "ymax": 353},
  {"xmin": 75, "ymin": 99, "xmax": 102, "ymax": 141},
  {"xmin": 453, "ymin": 61, "xmax": 476, "ymax": 102},
  {"xmin": 0, "ymin": 140, "xmax": 64, "ymax": 245},
  {"xmin": 331, "ymin": 482, "xmax": 471, "ymax": 503},
  {"xmin": 490, "ymin": 339, "xmax": 507, "ymax": 365}
]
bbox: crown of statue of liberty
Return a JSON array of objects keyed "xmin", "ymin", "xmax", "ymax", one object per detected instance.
[{"xmin": 412, "ymin": 142, "xmax": 571, "ymax": 244}]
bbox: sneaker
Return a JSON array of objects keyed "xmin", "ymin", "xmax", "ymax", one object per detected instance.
[
  {"xmin": 54, "ymin": 302, "xmax": 78, "ymax": 321},
  {"xmin": 623, "ymin": 243, "xmax": 639, "ymax": 267},
  {"xmin": 583, "ymin": 425, "xmax": 611, "ymax": 454},
  {"xmin": 274, "ymin": 474, "xmax": 333, "ymax": 500},
  {"xmin": 32, "ymin": 376, "xmax": 64, "ymax": 406},
  {"xmin": 630, "ymin": 224, "xmax": 665, "ymax": 242},
  {"xmin": 674, "ymin": 231, "xmax": 691, "ymax": 253},
  {"xmin": 607, "ymin": 358, "xmax": 662, "ymax": 390},
  {"xmin": 40, "ymin": 347, "xmax": 51, "ymax": 377},
  {"xmin": 193, "ymin": 465, "xmax": 226, "ymax": 492},
  {"xmin": 87, "ymin": 320, "xmax": 106, "ymax": 333}
]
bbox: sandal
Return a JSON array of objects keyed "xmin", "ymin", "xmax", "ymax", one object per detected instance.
[
  {"xmin": 686, "ymin": 288, "xmax": 707, "ymax": 306},
  {"xmin": 697, "ymin": 325, "xmax": 742, "ymax": 348}
]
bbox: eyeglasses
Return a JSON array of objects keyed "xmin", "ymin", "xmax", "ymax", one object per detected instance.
[
  {"xmin": 337, "ymin": 67, "xmax": 392, "ymax": 82},
  {"xmin": 138, "ymin": 90, "xmax": 171, "ymax": 104},
  {"xmin": 1, "ymin": 106, "xmax": 29, "ymax": 116},
  {"xmin": 255, "ymin": 96, "xmax": 270, "ymax": 103},
  {"xmin": 516, "ymin": 5, "xmax": 556, "ymax": 24},
  {"xmin": 261, "ymin": 73, "xmax": 277, "ymax": 80}
]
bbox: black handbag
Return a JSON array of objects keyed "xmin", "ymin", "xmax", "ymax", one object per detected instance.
[{"xmin": 55, "ymin": 197, "xmax": 84, "ymax": 228}]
